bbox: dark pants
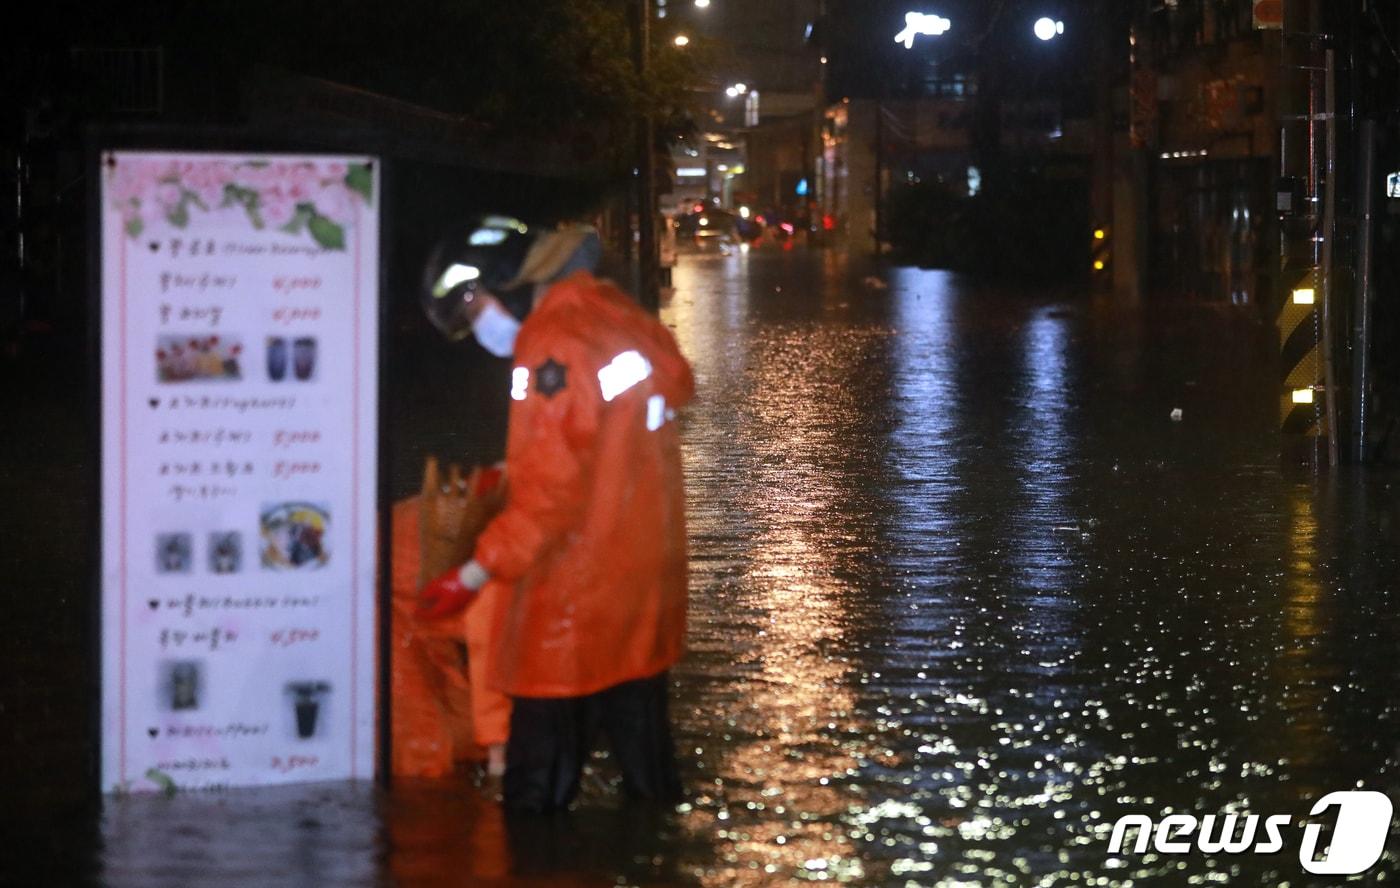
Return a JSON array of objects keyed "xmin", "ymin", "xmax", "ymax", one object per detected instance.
[{"xmin": 503, "ymin": 671, "xmax": 682, "ymax": 813}]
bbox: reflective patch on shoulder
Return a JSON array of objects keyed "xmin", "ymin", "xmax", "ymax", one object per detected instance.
[{"xmin": 597, "ymin": 349, "xmax": 652, "ymax": 402}]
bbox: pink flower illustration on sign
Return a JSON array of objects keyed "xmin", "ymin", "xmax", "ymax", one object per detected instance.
[
  {"xmin": 313, "ymin": 182, "xmax": 356, "ymax": 227},
  {"xmin": 258, "ymin": 186, "xmax": 298, "ymax": 230},
  {"xmin": 182, "ymin": 161, "xmax": 235, "ymax": 210},
  {"xmin": 108, "ymin": 156, "xmax": 372, "ymax": 249},
  {"xmin": 155, "ymin": 183, "xmax": 183, "ymax": 213}
]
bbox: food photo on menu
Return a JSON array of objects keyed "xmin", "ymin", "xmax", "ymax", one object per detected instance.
[
  {"xmin": 155, "ymin": 335, "xmax": 243, "ymax": 383},
  {"xmin": 259, "ymin": 502, "xmax": 331, "ymax": 570}
]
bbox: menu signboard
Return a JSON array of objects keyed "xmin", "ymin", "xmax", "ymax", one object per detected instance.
[{"xmin": 100, "ymin": 151, "xmax": 380, "ymax": 792}]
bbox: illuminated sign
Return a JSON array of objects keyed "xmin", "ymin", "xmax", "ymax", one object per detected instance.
[{"xmin": 894, "ymin": 12, "xmax": 951, "ymax": 48}]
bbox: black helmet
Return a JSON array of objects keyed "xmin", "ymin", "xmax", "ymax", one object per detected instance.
[{"xmin": 421, "ymin": 214, "xmax": 535, "ymax": 341}]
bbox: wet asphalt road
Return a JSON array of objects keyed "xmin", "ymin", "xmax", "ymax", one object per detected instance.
[{"xmin": 26, "ymin": 247, "xmax": 1400, "ymax": 886}]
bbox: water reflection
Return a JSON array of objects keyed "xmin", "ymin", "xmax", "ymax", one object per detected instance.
[
  {"xmin": 101, "ymin": 782, "xmax": 382, "ymax": 888},
  {"xmin": 1013, "ymin": 310, "xmax": 1076, "ymax": 593},
  {"xmin": 1272, "ymin": 483, "xmax": 1338, "ymax": 795},
  {"xmin": 671, "ymin": 251, "xmax": 880, "ymax": 884}
]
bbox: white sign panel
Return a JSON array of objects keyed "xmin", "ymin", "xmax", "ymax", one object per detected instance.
[{"xmin": 100, "ymin": 151, "xmax": 379, "ymax": 792}]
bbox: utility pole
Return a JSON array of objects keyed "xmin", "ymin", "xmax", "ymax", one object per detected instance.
[
  {"xmin": 1089, "ymin": 0, "xmax": 1115, "ymax": 293},
  {"xmin": 1276, "ymin": 0, "xmax": 1334, "ymax": 467},
  {"xmin": 1352, "ymin": 119, "xmax": 1376, "ymax": 463},
  {"xmin": 873, "ymin": 98, "xmax": 884, "ymax": 257},
  {"xmin": 633, "ymin": 0, "xmax": 660, "ymax": 311}
]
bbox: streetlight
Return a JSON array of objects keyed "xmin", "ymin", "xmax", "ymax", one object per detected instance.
[
  {"xmin": 673, "ymin": 34, "xmax": 690, "ymax": 47},
  {"xmin": 694, "ymin": 0, "xmax": 710, "ymax": 7},
  {"xmin": 1033, "ymin": 17, "xmax": 1064, "ymax": 41}
]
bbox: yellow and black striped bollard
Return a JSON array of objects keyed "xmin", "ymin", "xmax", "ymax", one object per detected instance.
[{"xmin": 1277, "ymin": 269, "xmax": 1324, "ymax": 437}]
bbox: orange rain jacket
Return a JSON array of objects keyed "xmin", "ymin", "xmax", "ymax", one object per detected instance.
[{"xmin": 472, "ymin": 271, "xmax": 695, "ymax": 698}]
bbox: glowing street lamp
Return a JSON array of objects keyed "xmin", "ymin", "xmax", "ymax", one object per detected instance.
[
  {"xmin": 673, "ymin": 34, "xmax": 690, "ymax": 47},
  {"xmin": 1033, "ymin": 17, "xmax": 1065, "ymax": 41},
  {"xmin": 894, "ymin": 11, "xmax": 951, "ymax": 49},
  {"xmin": 694, "ymin": 0, "xmax": 710, "ymax": 7}
]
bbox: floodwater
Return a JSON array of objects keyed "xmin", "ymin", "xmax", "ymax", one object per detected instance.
[{"xmin": 13, "ymin": 248, "xmax": 1400, "ymax": 886}]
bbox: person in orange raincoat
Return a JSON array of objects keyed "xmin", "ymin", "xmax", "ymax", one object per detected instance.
[{"xmin": 421, "ymin": 215, "xmax": 694, "ymax": 812}]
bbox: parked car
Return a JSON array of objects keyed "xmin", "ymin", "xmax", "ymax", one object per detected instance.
[{"xmin": 677, "ymin": 209, "xmax": 738, "ymax": 250}]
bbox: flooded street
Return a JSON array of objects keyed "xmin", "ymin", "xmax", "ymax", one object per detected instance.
[
  {"xmin": 15, "ymin": 248, "xmax": 1400, "ymax": 886},
  {"xmin": 666, "ymin": 249, "xmax": 1400, "ymax": 885}
]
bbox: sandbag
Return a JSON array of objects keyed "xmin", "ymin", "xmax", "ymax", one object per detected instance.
[{"xmin": 389, "ymin": 458, "xmax": 507, "ymax": 778}]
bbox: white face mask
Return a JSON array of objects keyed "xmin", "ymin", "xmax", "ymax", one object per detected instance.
[{"xmin": 471, "ymin": 300, "xmax": 522, "ymax": 358}]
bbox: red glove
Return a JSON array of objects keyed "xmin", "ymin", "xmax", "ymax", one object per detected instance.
[
  {"xmin": 418, "ymin": 566, "xmax": 482, "ymax": 620},
  {"xmin": 474, "ymin": 464, "xmax": 504, "ymax": 497}
]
